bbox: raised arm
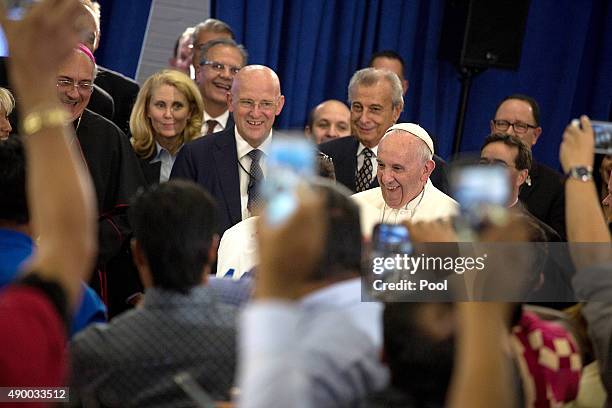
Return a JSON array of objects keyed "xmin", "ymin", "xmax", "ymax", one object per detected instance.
[
  {"xmin": 1, "ymin": 0, "xmax": 97, "ymax": 308},
  {"xmin": 560, "ymin": 115, "xmax": 611, "ymax": 243}
]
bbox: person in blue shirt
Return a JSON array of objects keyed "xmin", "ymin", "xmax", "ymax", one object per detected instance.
[{"xmin": 0, "ymin": 135, "xmax": 106, "ymax": 335}]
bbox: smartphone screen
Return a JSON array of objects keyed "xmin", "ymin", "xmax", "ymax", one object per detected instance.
[
  {"xmin": 591, "ymin": 121, "xmax": 612, "ymax": 154},
  {"xmin": 451, "ymin": 164, "xmax": 509, "ymax": 232},
  {"xmin": 262, "ymin": 135, "xmax": 316, "ymax": 226},
  {"xmin": 2, "ymin": 0, "xmax": 38, "ymax": 20},
  {"xmin": 371, "ymin": 223, "xmax": 412, "ymax": 255}
]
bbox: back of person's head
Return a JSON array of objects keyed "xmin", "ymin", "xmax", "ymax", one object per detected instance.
[
  {"xmin": 309, "ymin": 181, "xmax": 362, "ymax": 281},
  {"xmin": 129, "ymin": 180, "xmax": 218, "ymax": 293},
  {"xmin": 382, "ymin": 302, "xmax": 454, "ymax": 405},
  {"xmin": 0, "ymin": 135, "xmax": 28, "ymax": 225}
]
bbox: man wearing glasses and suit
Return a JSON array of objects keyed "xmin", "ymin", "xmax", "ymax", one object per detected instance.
[
  {"xmin": 195, "ymin": 39, "xmax": 247, "ymax": 136},
  {"xmin": 171, "ymin": 65, "xmax": 285, "ymax": 236},
  {"xmin": 490, "ymin": 94, "xmax": 566, "ymax": 239}
]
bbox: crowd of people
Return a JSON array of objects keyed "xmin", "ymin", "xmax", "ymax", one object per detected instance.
[{"xmin": 0, "ymin": 0, "xmax": 611, "ymax": 407}]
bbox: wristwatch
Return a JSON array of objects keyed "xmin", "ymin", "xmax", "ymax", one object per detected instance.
[{"xmin": 567, "ymin": 166, "xmax": 593, "ymax": 182}]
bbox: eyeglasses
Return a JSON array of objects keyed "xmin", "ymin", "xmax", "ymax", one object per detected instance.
[
  {"xmin": 56, "ymin": 78, "xmax": 94, "ymax": 93},
  {"xmin": 491, "ymin": 119, "xmax": 537, "ymax": 134},
  {"xmin": 200, "ymin": 60, "xmax": 241, "ymax": 75},
  {"xmin": 478, "ymin": 157, "xmax": 515, "ymax": 168},
  {"xmin": 237, "ymin": 99, "xmax": 277, "ymax": 112}
]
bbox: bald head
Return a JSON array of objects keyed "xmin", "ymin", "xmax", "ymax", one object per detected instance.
[
  {"xmin": 56, "ymin": 49, "xmax": 96, "ymax": 122},
  {"xmin": 306, "ymin": 99, "xmax": 351, "ymax": 144},
  {"xmin": 228, "ymin": 65, "xmax": 285, "ymax": 148}
]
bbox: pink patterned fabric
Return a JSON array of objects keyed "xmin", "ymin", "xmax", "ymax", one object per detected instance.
[{"xmin": 512, "ymin": 310, "xmax": 582, "ymax": 408}]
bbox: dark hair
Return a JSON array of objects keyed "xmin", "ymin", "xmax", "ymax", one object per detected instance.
[
  {"xmin": 129, "ymin": 180, "xmax": 218, "ymax": 293},
  {"xmin": 496, "ymin": 94, "xmax": 541, "ymax": 126},
  {"xmin": 199, "ymin": 38, "xmax": 248, "ymax": 67},
  {"xmin": 481, "ymin": 133, "xmax": 532, "ymax": 171},
  {"xmin": 316, "ymin": 152, "xmax": 336, "ymax": 181},
  {"xmin": 368, "ymin": 50, "xmax": 406, "ymax": 78},
  {"xmin": 383, "ymin": 302, "xmax": 455, "ymax": 403},
  {"xmin": 309, "ymin": 182, "xmax": 362, "ymax": 280},
  {"xmin": 0, "ymin": 135, "xmax": 28, "ymax": 224}
]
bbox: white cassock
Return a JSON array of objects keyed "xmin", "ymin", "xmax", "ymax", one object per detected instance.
[
  {"xmin": 351, "ymin": 179, "xmax": 459, "ymax": 238},
  {"xmin": 216, "ymin": 216, "xmax": 259, "ymax": 280}
]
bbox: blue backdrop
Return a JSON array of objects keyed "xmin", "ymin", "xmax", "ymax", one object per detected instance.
[
  {"xmin": 98, "ymin": 0, "xmax": 612, "ymax": 169},
  {"xmin": 96, "ymin": 0, "xmax": 152, "ymax": 79}
]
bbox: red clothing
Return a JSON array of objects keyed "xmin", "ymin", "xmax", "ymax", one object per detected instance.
[
  {"xmin": 0, "ymin": 286, "xmax": 67, "ymax": 407},
  {"xmin": 512, "ymin": 310, "xmax": 582, "ymax": 408}
]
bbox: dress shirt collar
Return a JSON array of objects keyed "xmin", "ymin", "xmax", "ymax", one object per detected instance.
[
  {"xmin": 356, "ymin": 142, "xmax": 379, "ymax": 158},
  {"xmin": 235, "ymin": 126, "xmax": 273, "ymax": 160},
  {"xmin": 300, "ymin": 277, "xmax": 362, "ymax": 311},
  {"xmin": 150, "ymin": 141, "xmax": 177, "ymax": 162},
  {"xmin": 203, "ymin": 109, "xmax": 230, "ymax": 130}
]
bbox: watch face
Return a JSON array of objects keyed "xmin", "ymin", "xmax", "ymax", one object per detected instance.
[{"xmin": 569, "ymin": 166, "xmax": 593, "ymax": 181}]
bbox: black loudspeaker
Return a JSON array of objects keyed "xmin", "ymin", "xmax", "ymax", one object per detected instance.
[{"xmin": 438, "ymin": 0, "xmax": 531, "ymax": 70}]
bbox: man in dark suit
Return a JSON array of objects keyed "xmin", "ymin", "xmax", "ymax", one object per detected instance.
[
  {"xmin": 79, "ymin": 1, "xmax": 139, "ymax": 136},
  {"xmin": 171, "ymin": 65, "xmax": 285, "ymax": 235},
  {"xmin": 196, "ymin": 38, "xmax": 247, "ymax": 135},
  {"xmin": 490, "ymin": 94, "xmax": 566, "ymax": 239},
  {"xmin": 319, "ymin": 68, "xmax": 449, "ymax": 194}
]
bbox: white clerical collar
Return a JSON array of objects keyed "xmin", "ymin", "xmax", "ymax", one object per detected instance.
[
  {"xmin": 203, "ymin": 109, "xmax": 230, "ymax": 129},
  {"xmin": 234, "ymin": 126, "xmax": 273, "ymax": 159},
  {"xmin": 380, "ymin": 180, "xmax": 430, "ymax": 223},
  {"xmin": 356, "ymin": 143, "xmax": 379, "ymax": 157}
]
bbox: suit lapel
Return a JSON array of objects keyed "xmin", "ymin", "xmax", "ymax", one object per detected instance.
[
  {"xmin": 213, "ymin": 128, "xmax": 242, "ymax": 226},
  {"xmin": 335, "ymin": 137, "xmax": 360, "ymax": 192},
  {"xmin": 141, "ymin": 160, "xmax": 161, "ymax": 186}
]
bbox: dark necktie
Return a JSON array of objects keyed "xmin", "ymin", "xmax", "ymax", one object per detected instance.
[
  {"xmin": 247, "ymin": 149, "xmax": 264, "ymax": 212},
  {"xmin": 206, "ymin": 119, "xmax": 218, "ymax": 135},
  {"xmin": 355, "ymin": 147, "xmax": 374, "ymax": 192}
]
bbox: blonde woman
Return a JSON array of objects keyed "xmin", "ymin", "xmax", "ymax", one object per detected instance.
[
  {"xmin": 130, "ymin": 69, "xmax": 204, "ymax": 184},
  {"xmin": 0, "ymin": 87, "xmax": 15, "ymax": 140}
]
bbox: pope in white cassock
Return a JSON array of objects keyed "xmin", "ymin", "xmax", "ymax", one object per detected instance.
[{"xmin": 351, "ymin": 123, "xmax": 459, "ymax": 237}]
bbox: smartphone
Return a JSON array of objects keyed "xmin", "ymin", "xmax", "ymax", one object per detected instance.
[
  {"xmin": 450, "ymin": 164, "xmax": 509, "ymax": 232},
  {"xmin": 262, "ymin": 135, "xmax": 316, "ymax": 226},
  {"xmin": 591, "ymin": 121, "xmax": 612, "ymax": 154},
  {"xmin": 2, "ymin": 0, "xmax": 38, "ymax": 20},
  {"xmin": 371, "ymin": 223, "xmax": 412, "ymax": 255}
]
